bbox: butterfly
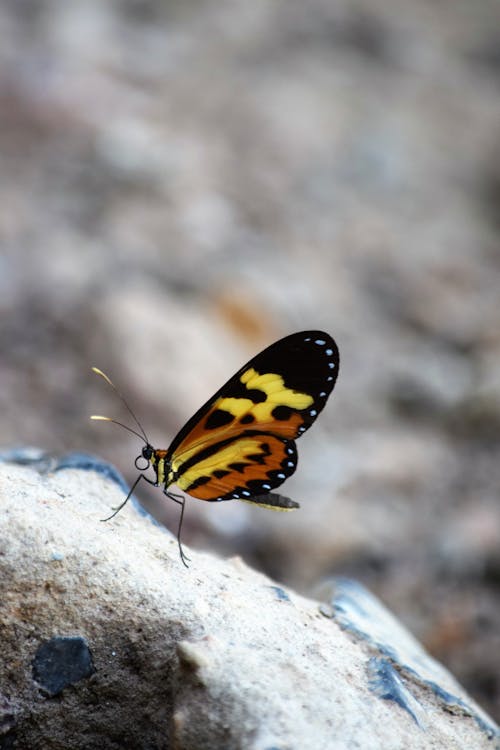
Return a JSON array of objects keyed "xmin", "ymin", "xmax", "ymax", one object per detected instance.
[{"xmin": 92, "ymin": 330, "xmax": 339, "ymax": 566}]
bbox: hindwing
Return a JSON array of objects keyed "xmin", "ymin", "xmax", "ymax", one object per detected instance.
[{"xmin": 174, "ymin": 432, "xmax": 298, "ymax": 501}]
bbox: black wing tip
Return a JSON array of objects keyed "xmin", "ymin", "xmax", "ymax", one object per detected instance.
[
  {"xmin": 284, "ymin": 330, "xmax": 339, "ymax": 364},
  {"xmin": 288, "ymin": 329, "xmax": 336, "ymax": 342},
  {"xmin": 302, "ymin": 329, "xmax": 339, "ymax": 352}
]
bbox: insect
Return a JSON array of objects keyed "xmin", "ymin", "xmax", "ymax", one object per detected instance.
[{"xmin": 92, "ymin": 330, "xmax": 339, "ymax": 566}]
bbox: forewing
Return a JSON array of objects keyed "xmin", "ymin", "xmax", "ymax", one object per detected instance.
[{"xmin": 167, "ymin": 331, "xmax": 339, "ymax": 473}]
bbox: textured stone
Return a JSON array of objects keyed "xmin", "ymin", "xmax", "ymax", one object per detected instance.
[{"xmin": 0, "ymin": 460, "xmax": 498, "ymax": 749}]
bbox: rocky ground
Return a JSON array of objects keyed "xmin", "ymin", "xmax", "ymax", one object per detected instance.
[
  {"xmin": 1, "ymin": 0, "xmax": 499, "ymax": 722},
  {"xmin": 0, "ymin": 462, "xmax": 497, "ymax": 749}
]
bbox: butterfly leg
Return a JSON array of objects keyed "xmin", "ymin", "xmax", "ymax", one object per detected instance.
[
  {"xmin": 165, "ymin": 489, "xmax": 190, "ymax": 567},
  {"xmin": 101, "ymin": 472, "xmax": 148, "ymax": 522}
]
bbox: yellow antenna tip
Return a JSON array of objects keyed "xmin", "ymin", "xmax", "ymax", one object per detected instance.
[
  {"xmin": 92, "ymin": 367, "xmax": 114, "ymax": 387},
  {"xmin": 90, "ymin": 415, "xmax": 112, "ymax": 422}
]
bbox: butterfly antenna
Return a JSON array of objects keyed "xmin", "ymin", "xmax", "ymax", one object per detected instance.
[
  {"xmin": 91, "ymin": 367, "xmax": 149, "ymax": 444},
  {"xmin": 90, "ymin": 415, "xmax": 147, "ymax": 443}
]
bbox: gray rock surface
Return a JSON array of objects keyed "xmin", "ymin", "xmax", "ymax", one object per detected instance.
[{"xmin": 0, "ymin": 459, "xmax": 497, "ymax": 749}]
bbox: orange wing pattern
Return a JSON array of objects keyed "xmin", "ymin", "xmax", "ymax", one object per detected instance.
[
  {"xmin": 150, "ymin": 331, "xmax": 339, "ymax": 504},
  {"xmin": 175, "ymin": 433, "xmax": 297, "ymax": 501}
]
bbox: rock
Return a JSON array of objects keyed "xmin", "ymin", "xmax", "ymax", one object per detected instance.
[{"xmin": 0, "ymin": 457, "xmax": 498, "ymax": 750}]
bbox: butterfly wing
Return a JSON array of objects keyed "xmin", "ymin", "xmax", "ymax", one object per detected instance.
[
  {"xmin": 165, "ymin": 330, "xmax": 339, "ymax": 502},
  {"xmin": 172, "ymin": 432, "xmax": 298, "ymax": 501}
]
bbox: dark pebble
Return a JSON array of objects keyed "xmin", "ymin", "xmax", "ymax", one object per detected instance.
[{"xmin": 32, "ymin": 636, "xmax": 95, "ymax": 697}]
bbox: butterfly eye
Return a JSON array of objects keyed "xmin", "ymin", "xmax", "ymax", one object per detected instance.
[{"xmin": 135, "ymin": 445, "xmax": 153, "ymax": 470}]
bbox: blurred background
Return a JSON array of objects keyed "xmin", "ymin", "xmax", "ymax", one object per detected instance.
[{"xmin": 1, "ymin": 0, "xmax": 499, "ymax": 721}]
